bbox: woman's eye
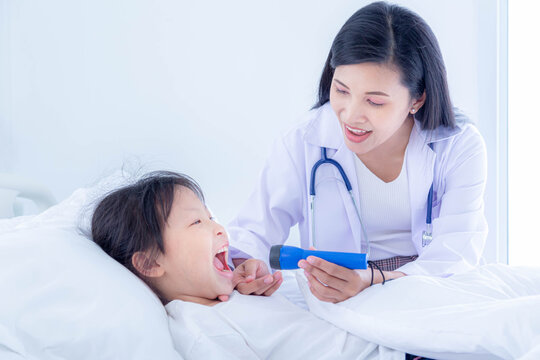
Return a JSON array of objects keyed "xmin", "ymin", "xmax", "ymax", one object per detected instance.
[
  {"xmin": 209, "ymin": 216, "xmax": 216, "ymax": 221},
  {"xmin": 335, "ymin": 88, "xmax": 348, "ymax": 95},
  {"xmin": 191, "ymin": 219, "xmax": 202, "ymax": 226},
  {"xmin": 367, "ymin": 99, "xmax": 383, "ymax": 106}
]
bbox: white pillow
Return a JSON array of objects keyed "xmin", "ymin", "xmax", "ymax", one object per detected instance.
[{"xmin": 0, "ymin": 172, "xmax": 182, "ymax": 360}]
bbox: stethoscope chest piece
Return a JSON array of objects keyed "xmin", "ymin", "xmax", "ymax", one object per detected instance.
[{"xmin": 422, "ymin": 224, "xmax": 433, "ymax": 247}]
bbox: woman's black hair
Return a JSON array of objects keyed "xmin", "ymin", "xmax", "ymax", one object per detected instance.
[
  {"xmin": 91, "ymin": 171, "xmax": 204, "ymax": 279},
  {"xmin": 315, "ymin": 1, "xmax": 455, "ymax": 130}
]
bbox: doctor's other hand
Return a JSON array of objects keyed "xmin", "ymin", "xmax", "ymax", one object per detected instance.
[
  {"xmin": 299, "ymin": 256, "xmax": 405, "ymax": 303},
  {"xmin": 232, "ymin": 258, "xmax": 283, "ymax": 296}
]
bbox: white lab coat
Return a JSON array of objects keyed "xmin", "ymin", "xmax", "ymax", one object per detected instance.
[{"xmin": 228, "ymin": 103, "xmax": 488, "ymax": 276}]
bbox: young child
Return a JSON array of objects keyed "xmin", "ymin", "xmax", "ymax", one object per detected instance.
[
  {"xmin": 91, "ymin": 171, "xmax": 388, "ymax": 359},
  {"xmin": 91, "ymin": 170, "xmax": 281, "ymax": 305}
]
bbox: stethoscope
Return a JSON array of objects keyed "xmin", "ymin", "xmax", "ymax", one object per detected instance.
[{"xmin": 309, "ymin": 146, "xmax": 434, "ymax": 258}]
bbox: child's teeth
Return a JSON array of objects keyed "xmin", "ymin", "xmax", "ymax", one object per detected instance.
[{"xmin": 217, "ymin": 246, "xmax": 228, "ymax": 254}]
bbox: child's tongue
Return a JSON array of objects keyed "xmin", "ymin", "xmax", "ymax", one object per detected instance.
[{"xmin": 213, "ymin": 256, "xmax": 224, "ymax": 271}]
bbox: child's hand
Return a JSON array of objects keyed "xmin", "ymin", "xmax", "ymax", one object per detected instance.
[{"xmin": 233, "ymin": 259, "xmax": 283, "ymax": 296}]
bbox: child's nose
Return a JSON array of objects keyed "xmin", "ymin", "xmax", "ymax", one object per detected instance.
[
  {"xmin": 216, "ymin": 224, "xmax": 227, "ymax": 236},
  {"xmin": 216, "ymin": 224, "xmax": 226, "ymax": 237}
]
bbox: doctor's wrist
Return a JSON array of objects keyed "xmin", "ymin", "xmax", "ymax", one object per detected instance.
[{"xmin": 371, "ymin": 270, "xmax": 406, "ymax": 285}]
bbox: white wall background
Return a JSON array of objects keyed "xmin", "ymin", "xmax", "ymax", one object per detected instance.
[
  {"xmin": 508, "ymin": 0, "xmax": 540, "ymax": 267},
  {"xmin": 0, "ymin": 0, "xmax": 506, "ymax": 262}
]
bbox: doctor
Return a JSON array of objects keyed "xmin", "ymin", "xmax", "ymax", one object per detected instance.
[{"xmin": 228, "ymin": 1, "xmax": 488, "ymax": 303}]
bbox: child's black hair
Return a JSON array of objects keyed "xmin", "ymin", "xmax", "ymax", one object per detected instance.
[{"xmin": 91, "ymin": 171, "xmax": 204, "ymax": 279}]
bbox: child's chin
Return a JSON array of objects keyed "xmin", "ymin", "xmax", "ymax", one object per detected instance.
[
  {"xmin": 224, "ymin": 283, "xmax": 235, "ymax": 294},
  {"xmin": 218, "ymin": 279, "xmax": 234, "ymax": 295}
]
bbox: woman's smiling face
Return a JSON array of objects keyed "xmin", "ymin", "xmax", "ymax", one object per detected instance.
[
  {"xmin": 330, "ymin": 62, "xmax": 422, "ymax": 156},
  {"xmin": 151, "ymin": 187, "xmax": 234, "ymax": 304}
]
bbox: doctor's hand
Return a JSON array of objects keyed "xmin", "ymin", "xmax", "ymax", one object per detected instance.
[
  {"xmin": 299, "ymin": 256, "xmax": 407, "ymax": 303},
  {"xmin": 232, "ymin": 258, "xmax": 283, "ymax": 296},
  {"xmin": 298, "ymin": 256, "xmax": 370, "ymax": 303}
]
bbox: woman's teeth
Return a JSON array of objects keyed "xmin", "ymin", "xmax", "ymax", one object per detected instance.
[{"xmin": 345, "ymin": 125, "xmax": 369, "ymax": 134}]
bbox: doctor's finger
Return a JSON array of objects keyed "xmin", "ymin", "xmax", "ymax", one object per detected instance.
[
  {"xmin": 306, "ymin": 256, "xmax": 353, "ymax": 281},
  {"xmin": 306, "ymin": 265, "xmax": 347, "ymax": 291},
  {"xmin": 299, "ymin": 260, "xmax": 347, "ymax": 288},
  {"xmin": 306, "ymin": 273, "xmax": 339, "ymax": 303}
]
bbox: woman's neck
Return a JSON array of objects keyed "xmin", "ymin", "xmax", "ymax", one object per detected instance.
[
  {"xmin": 356, "ymin": 116, "xmax": 414, "ymax": 183},
  {"xmin": 361, "ymin": 115, "xmax": 413, "ymax": 161}
]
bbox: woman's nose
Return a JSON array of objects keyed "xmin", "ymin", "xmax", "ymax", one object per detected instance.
[{"xmin": 345, "ymin": 99, "xmax": 368, "ymax": 123}]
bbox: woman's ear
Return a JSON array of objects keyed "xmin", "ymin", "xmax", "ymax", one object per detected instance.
[
  {"xmin": 132, "ymin": 251, "xmax": 164, "ymax": 278},
  {"xmin": 411, "ymin": 91, "xmax": 426, "ymax": 112}
]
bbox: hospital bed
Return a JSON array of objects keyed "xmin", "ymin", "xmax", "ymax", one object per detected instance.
[
  {"xmin": 1, "ymin": 172, "xmax": 539, "ymax": 360},
  {"xmin": 0, "ymin": 173, "xmax": 56, "ymax": 219}
]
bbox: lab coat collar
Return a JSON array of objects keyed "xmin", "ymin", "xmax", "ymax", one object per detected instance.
[
  {"xmin": 415, "ymin": 109, "xmax": 468, "ymax": 145},
  {"xmin": 304, "ymin": 102, "xmax": 466, "ymax": 148},
  {"xmin": 303, "ymin": 103, "xmax": 344, "ymax": 150}
]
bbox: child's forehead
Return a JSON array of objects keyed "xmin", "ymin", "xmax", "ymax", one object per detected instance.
[{"xmin": 173, "ymin": 186, "xmax": 206, "ymax": 211}]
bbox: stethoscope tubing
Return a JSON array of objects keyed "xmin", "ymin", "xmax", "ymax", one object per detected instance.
[{"xmin": 309, "ymin": 146, "xmax": 434, "ymax": 255}]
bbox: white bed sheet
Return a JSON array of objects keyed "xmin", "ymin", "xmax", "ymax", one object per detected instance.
[{"xmin": 298, "ymin": 264, "xmax": 540, "ymax": 360}]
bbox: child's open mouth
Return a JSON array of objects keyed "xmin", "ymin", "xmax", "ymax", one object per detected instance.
[{"xmin": 213, "ymin": 246, "xmax": 233, "ymax": 278}]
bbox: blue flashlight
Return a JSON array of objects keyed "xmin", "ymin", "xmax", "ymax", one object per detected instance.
[{"xmin": 269, "ymin": 245, "xmax": 368, "ymax": 270}]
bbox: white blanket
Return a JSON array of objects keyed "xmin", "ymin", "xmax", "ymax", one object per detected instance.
[
  {"xmin": 166, "ymin": 264, "xmax": 540, "ymax": 359},
  {"xmin": 166, "ymin": 292, "xmax": 403, "ymax": 359},
  {"xmin": 299, "ymin": 264, "xmax": 540, "ymax": 360}
]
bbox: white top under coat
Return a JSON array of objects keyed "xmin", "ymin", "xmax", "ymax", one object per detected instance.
[{"xmin": 354, "ymin": 150, "xmax": 416, "ymax": 260}]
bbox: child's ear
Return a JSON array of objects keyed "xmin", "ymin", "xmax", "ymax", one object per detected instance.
[{"xmin": 132, "ymin": 251, "xmax": 164, "ymax": 278}]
